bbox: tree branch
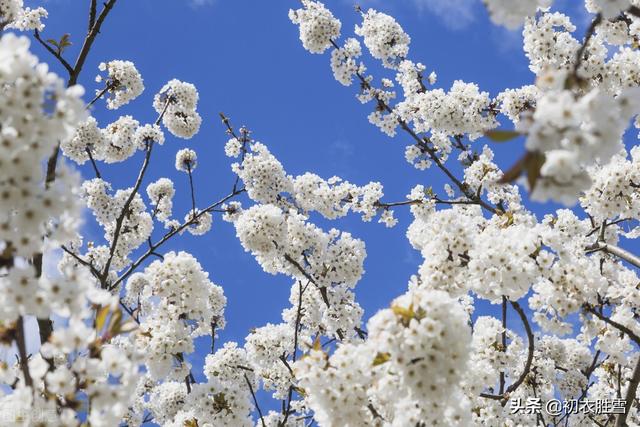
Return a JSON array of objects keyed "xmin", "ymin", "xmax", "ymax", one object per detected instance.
[
  {"xmin": 16, "ymin": 316, "xmax": 33, "ymax": 388},
  {"xmin": 245, "ymin": 373, "xmax": 266, "ymax": 427},
  {"xmin": 33, "ymin": 30, "xmax": 74, "ymax": 75},
  {"xmin": 616, "ymin": 357, "xmax": 640, "ymax": 427},
  {"xmin": 68, "ymin": 0, "xmax": 118, "ymax": 86},
  {"xmin": 584, "ymin": 306, "xmax": 640, "ymax": 344},
  {"xmin": 108, "ymin": 189, "xmax": 245, "ymax": 292},
  {"xmin": 480, "ymin": 300, "xmax": 534, "ymax": 402}
]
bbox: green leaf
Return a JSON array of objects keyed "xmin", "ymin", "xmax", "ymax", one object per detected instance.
[
  {"xmin": 47, "ymin": 34, "xmax": 72, "ymax": 55},
  {"xmin": 373, "ymin": 352, "xmax": 391, "ymax": 366},
  {"xmin": 485, "ymin": 130, "xmax": 521, "ymax": 143}
]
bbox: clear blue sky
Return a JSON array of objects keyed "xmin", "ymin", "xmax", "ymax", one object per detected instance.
[{"xmin": 29, "ymin": 0, "xmax": 632, "ymax": 396}]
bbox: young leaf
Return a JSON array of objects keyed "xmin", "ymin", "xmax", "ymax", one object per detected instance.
[
  {"xmin": 485, "ymin": 130, "xmax": 521, "ymax": 143},
  {"xmin": 525, "ymin": 151, "xmax": 546, "ymax": 191},
  {"xmin": 95, "ymin": 305, "xmax": 110, "ymax": 332},
  {"xmin": 373, "ymin": 352, "xmax": 391, "ymax": 366},
  {"xmin": 47, "ymin": 34, "xmax": 72, "ymax": 55}
]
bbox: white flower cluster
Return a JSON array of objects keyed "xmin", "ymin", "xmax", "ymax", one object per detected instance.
[
  {"xmin": 397, "ymin": 80, "xmax": 497, "ymax": 138},
  {"xmin": 464, "ymin": 316, "xmax": 524, "ymax": 396},
  {"xmin": 523, "ymin": 13, "xmax": 580, "ymax": 74},
  {"xmin": 245, "ymin": 323, "xmax": 294, "ymax": 399},
  {"xmin": 581, "ymin": 148, "xmax": 640, "ymax": 225},
  {"xmin": 175, "ymin": 147, "xmax": 197, "ymax": 172},
  {"xmin": 483, "ymin": 0, "xmax": 552, "ymax": 29},
  {"xmin": 154, "ymin": 79, "xmax": 202, "ymax": 138},
  {"xmin": 288, "ymin": 0, "xmax": 341, "ymax": 54},
  {"xmin": 1, "ymin": 0, "xmax": 47, "ymax": 31},
  {"xmin": 64, "ymin": 115, "xmax": 164, "ymax": 164},
  {"xmin": 96, "ymin": 60, "xmax": 144, "ymax": 109},
  {"xmin": 330, "ymin": 38, "xmax": 362, "ymax": 86},
  {"xmin": 292, "ymin": 173, "xmax": 385, "ymax": 221},
  {"xmin": 407, "ymin": 205, "xmax": 484, "ymax": 296},
  {"xmin": 0, "ymin": 33, "xmax": 85, "ymax": 260},
  {"xmin": 146, "ymin": 177, "xmax": 175, "ymax": 222},
  {"xmin": 586, "ymin": 0, "xmax": 633, "ymax": 18},
  {"xmin": 496, "ymin": 84, "xmax": 539, "ymax": 123},
  {"xmin": 83, "ymin": 178, "xmax": 154, "ymax": 271},
  {"xmin": 355, "ymin": 9, "xmax": 410, "ymax": 68},
  {"xmin": 294, "ymin": 288, "xmax": 472, "ymax": 426},
  {"xmin": 128, "ymin": 251, "xmax": 226, "ymax": 379},
  {"xmin": 468, "ymin": 223, "xmax": 541, "ymax": 302},
  {"xmin": 524, "ymin": 86, "xmax": 640, "ymax": 205},
  {"xmin": 231, "ymin": 142, "xmax": 292, "ymax": 203}
]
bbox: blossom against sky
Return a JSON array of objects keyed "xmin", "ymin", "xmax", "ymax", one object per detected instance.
[{"xmin": 28, "ymin": 0, "xmax": 638, "ymax": 394}]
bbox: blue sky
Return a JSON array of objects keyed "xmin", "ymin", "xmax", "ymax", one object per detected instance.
[{"xmin": 26, "ymin": 0, "xmax": 635, "ymax": 400}]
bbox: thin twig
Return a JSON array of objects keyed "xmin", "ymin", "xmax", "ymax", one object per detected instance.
[
  {"xmin": 108, "ymin": 189, "xmax": 245, "ymax": 291},
  {"xmin": 187, "ymin": 163, "xmax": 197, "ymax": 215},
  {"xmin": 584, "ymin": 306, "xmax": 640, "ymax": 344},
  {"xmin": 16, "ymin": 316, "xmax": 33, "ymax": 388},
  {"xmin": 100, "ymin": 141, "xmax": 155, "ymax": 283},
  {"xmin": 87, "ymin": 85, "xmax": 110, "ymax": 109},
  {"xmin": 571, "ymin": 13, "xmax": 602, "ymax": 80},
  {"xmin": 86, "ymin": 148, "xmax": 102, "ymax": 179},
  {"xmin": 245, "ymin": 373, "xmax": 267, "ymax": 427},
  {"xmin": 33, "ymin": 30, "xmax": 74, "ymax": 74},
  {"xmin": 480, "ymin": 300, "xmax": 534, "ymax": 402},
  {"xmin": 500, "ymin": 296, "xmax": 507, "ymax": 395}
]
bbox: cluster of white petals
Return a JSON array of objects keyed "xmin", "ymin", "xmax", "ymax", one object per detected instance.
[
  {"xmin": 3, "ymin": 0, "xmax": 640, "ymax": 426},
  {"xmin": 483, "ymin": 0, "xmax": 552, "ymax": 29},
  {"xmin": 288, "ymin": 0, "xmax": 341, "ymax": 54},
  {"xmin": 154, "ymin": 79, "xmax": 202, "ymax": 138},
  {"xmin": 96, "ymin": 60, "xmax": 144, "ymax": 109},
  {"xmin": 1, "ymin": 0, "xmax": 47, "ymax": 31},
  {"xmin": 0, "ymin": 33, "xmax": 85, "ymax": 260},
  {"xmin": 127, "ymin": 251, "xmax": 226, "ymax": 379},
  {"xmin": 355, "ymin": 9, "xmax": 410, "ymax": 68}
]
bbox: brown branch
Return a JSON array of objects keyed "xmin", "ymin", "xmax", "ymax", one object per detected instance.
[
  {"xmin": 283, "ymin": 253, "xmax": 330, "ymax": 307},
  {"xmin": 587, "ymin": 242, "xmax": 640, "ymax": 270},
  {"xmin": 88, "ymin": 0, "xmax": 97, "ymax": 31},
  {"xmin": 100, "ymin": 141, "xmax": 155, "ymax": 283},
  {"xmin": 245, "ymin": 373, "xmax": 266, "ymax": 427},
  {"xmin": 616, "ymin": 357, "xmax": 640, "ymax": 427},
  {"xmin": 100, "ymin": 98, "xmax": 172, "ymax": 283},
  {"xmin": 584, "ymin": 306, "xmax": 640, "ymax": 344},
  {"xmin": 187, "ymin": 163, "xmax": 197, "ymax": 215},
  {"xmin": 33, "ymin": 30, "xmax": 74, "ymax": 75},
  {"xmin": 35, "ymin": 0, "xmax": 119, "ymax": 345},
  {"xmin": 480, "ymin": 300, "xmax": 534, "ymax": 402},
  {"xmin": 500, "ymin": 296, "xmax": 507, "ymax": 395},
  {"xmin": 328, "ymin": 40, "xmax": 497, "ymax": 216},
  {"xmin": 68, "ymin": 0, "xmax": 118, "ymax": 86},
  {"xmin": 280, "ymin": 280, "xmax": 306, "ymax": 426},
  {"xmin": 86, "ymin": 84, "xmax": 110, "ymax": 109},
  {"xmin": 60, "ymin": 245, "xmax": 101, "ymax": 278},
  {"xmin": 571, "ymin": 13, "xmax": 602, "ymax": 81},
  {"xmin": 86, "ymin": 148, "xmax": 102, "ymax": 179},
  {"xmin": 505, "ymin": 301, "xmax": 534, "ymax": 395},
  {"xmin": 108, "ymin": 189, "xmax": 245, "ymax": 292},
  {"xmin": 16, "ymin": 316, "xmax": 33, "ymax": 388},
  {"xmin": 219, "ymin": 113, "xmax": 249, "ymax": 193}
]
